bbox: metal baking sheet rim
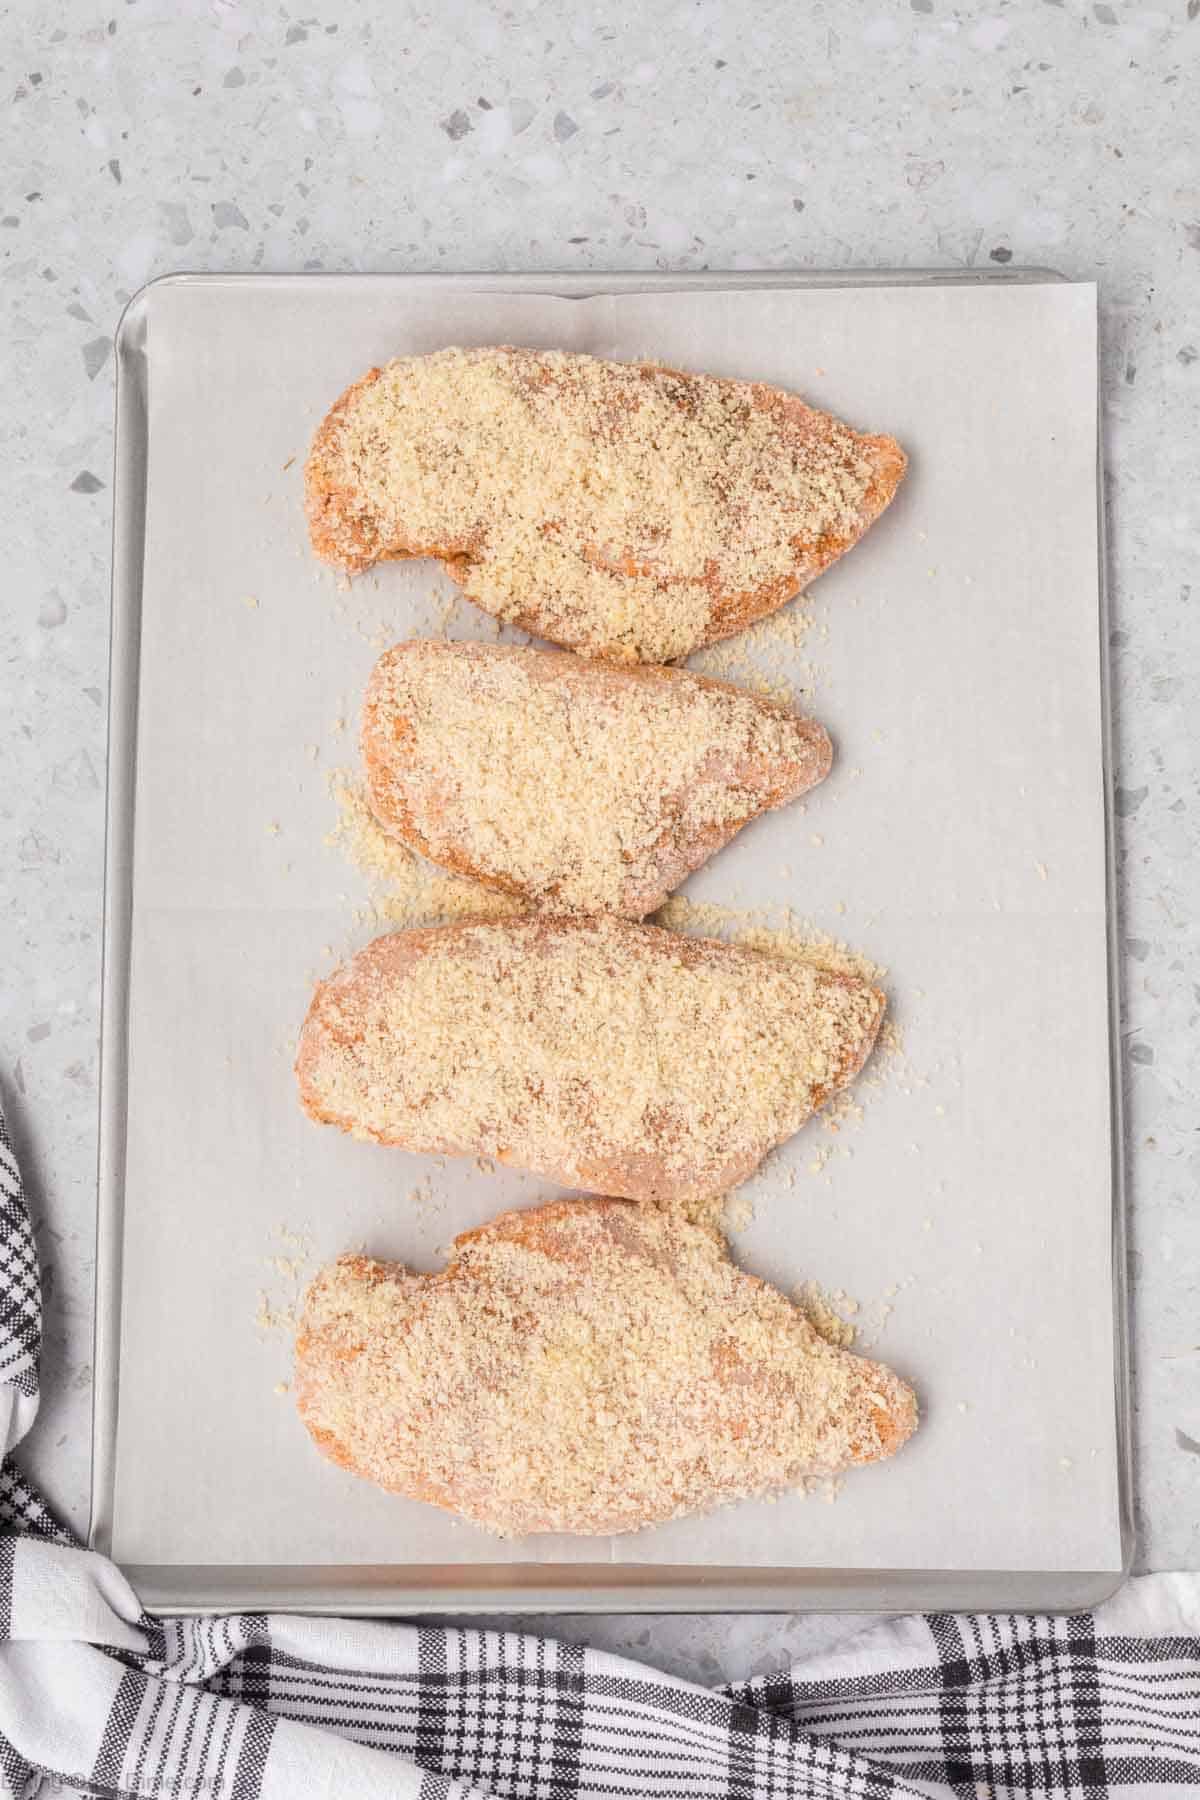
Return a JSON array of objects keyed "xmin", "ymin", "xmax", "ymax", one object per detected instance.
[{"xmin": 91, "ymin": 267, "xmax": 1133, "ymax": 1615}]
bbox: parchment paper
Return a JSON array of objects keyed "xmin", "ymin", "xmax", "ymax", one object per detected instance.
[{"xmin": 110, "ymin": 277, "xmax": 1120, "ymax": 1576}]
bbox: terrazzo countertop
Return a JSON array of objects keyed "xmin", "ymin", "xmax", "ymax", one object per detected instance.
[{"xmin": 1, "ymin": 0, "xmax": 1197, "ymax": 1680}]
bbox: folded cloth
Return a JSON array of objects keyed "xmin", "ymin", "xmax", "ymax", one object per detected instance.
[{"xmin": 1, "ymin": 1100, "xmax": 1197, "ymax": 1800}]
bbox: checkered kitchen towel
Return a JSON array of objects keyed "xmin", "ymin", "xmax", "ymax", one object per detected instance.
[{"xmin": 1, "ymin": 1100, "xmax": 1197, "ymax": 1799}]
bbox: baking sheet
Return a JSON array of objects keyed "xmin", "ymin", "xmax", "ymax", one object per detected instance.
[{"xmin": 95, "ymin": 273, "xmax": 1126, "ymax": 1608}]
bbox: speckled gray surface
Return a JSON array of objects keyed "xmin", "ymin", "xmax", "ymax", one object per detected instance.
[{"xmin": 1, "ymin": 0, "xmax": 1197, "ymax": 1678}]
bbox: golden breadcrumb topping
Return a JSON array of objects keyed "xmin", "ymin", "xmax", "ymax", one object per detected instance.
[
  {"xmin": 363, "ymin": 641, "xmax": 831, "ymax": 916},
  {"xmin": 295, "ymin": 1199, "xmax": 917, "ymax": 1535},
  {"xmin": 306, "ymin": 347, "xmax": 901, "ymax": 662},
  {"xmin": 296, "ymin": 917, "xmax": 885, "ymax": 1204}
]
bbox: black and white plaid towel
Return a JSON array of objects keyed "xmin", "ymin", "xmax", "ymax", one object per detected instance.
[{"xmin": 0, "ymin": 1099, "xmax": 1196, "ymax": 1799}]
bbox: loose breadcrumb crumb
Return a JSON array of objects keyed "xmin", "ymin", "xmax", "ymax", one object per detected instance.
[
  {"xmin": 722, "ymin": 1193, "xmax": 756, "ymax": 1234},
  {"xmin": 688, "ymin": 599, "xmax": 820, "ymax": 703},
  {"xmin": 793, "ymin": 1281, "xmax": 858, "ymax": 1350}
]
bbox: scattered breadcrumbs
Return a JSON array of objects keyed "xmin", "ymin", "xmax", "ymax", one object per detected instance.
[
  {"xmin": 362, "ymin": 641, "xmax": 831, "ymax": 917},
  {"xmin": 434, "ymin": 588, "xmax": 466, "ymax": 636},
  {"xmin": 305, "ymin": 346, "xmax": 904, "ymax": 663},
  {"xmin": 722, "ymin": 1192, "xmax": 756, "ymax": 1234},
  {"xmin": 689, "ymin": 595, "xmax": 823, "ymax": 704},
  {"xmin": 256, "ymin": 1223, "xmax": 316, "ymax": 1337},
  {"xmin": 653, "ymin": 892, "xmax": 887, "ymax": 987},
  {"xmin": 794, "ymin": 1281, "xmax": 858, "ymax": 1349},
  {"xmin": 293, "ymin": 1198, "xmax": 917, "ymax": 1536},
  {"xmin": 406, "ymin": 1174, "xmax": 447, "ymax": 1221},
  {"xmin": 326, "ymin": 767, "xmax": 524, "ymax": 930},
  {"xmin": 256, "ymin": 1292, "xmax": 301, "ymax": 1334},
  {"xmin": 331, "ymin": 593, "xmax": 397, "ymax": 655}
]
